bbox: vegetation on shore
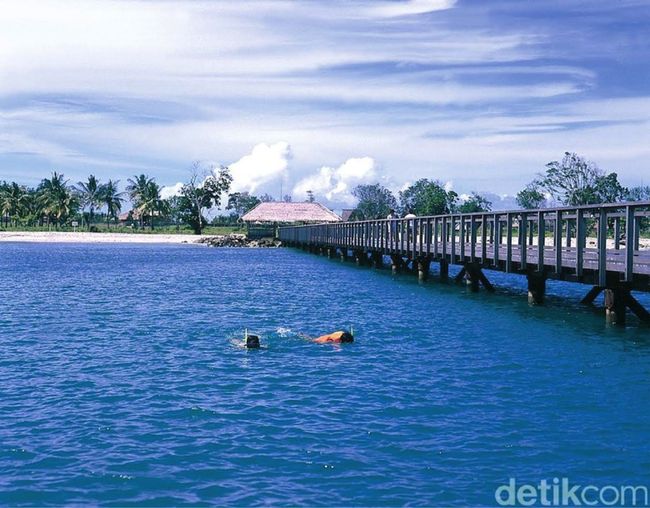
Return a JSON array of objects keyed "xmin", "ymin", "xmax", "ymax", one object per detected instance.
[
  {"xmin": 1, "ymin": 152, "xmax": 648, "ymax": 234},
  {"xmin": 348, "ymin": 152, "xmax": 648, "ymax": 221},
  {"xmin": 0, "ymin": 163, "xmax": 252, "ymax": 234}
]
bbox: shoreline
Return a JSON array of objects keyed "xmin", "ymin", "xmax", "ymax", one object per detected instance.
[{"xmin": 0, "ymin": 231, "xmax": 206, "ymax": 244}]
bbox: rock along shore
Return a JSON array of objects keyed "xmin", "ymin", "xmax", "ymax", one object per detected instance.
[{"xmin": 195, "ymin": 234, "xmax": 282, "ymax": 248}]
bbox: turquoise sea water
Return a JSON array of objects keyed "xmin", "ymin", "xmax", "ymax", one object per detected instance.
[{"xmin": 0, "ymin": 243, "xmax": 649, "ymax": 506}]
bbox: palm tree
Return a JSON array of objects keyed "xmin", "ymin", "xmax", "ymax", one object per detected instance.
[
  {"xmin": 0, "ymin": 182, "xmax": 29, "ymax": 227},
  {"xmin": 38, "ymin": 172, "xmax": 78, "ymax": 229},
  {"xmin": 126, "ymin": 174, "xmax": 154, "ymax": 229},
  {"xmin": 126, "ymin": 174, "xmax": 164, "ymax": 230},
  {"xmin": 75, "ymin": 175, "xmax": 103, "ymax": 230},
  {"xmin": 101, "ymin": 179, "xmax": 125, "ymax": 228}
]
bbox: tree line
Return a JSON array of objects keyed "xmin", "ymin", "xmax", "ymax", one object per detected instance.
[
  {"xmin": 349, "ymin": 152, "xmax": 649, "ymax": 220},
  {"xmin": 2, "ymin": 152, "xmax": 648, "ymax": 232},
  {"xmin": 0, "ymin": 163, "xmax": 240, "ymax": 234}
]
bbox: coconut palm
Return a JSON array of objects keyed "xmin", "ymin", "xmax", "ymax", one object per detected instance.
[
  {"xmin": 101, "ymin": 179, "xmax": 125, "ymax": 228},
  {"xmin": 126, "ymin": 174, "xmax": 164, "ymax": 230},
  {"xmin": 126, "ymin": 174, "xmax": 153, "ymax": 229},
  {"xmin": 38, "ymin": 172, "xmax": 78, "ymax": 229},
  {"xmin": 75, "ymin": 175, "xmax": 103, "ymax": 230},
  {"xmin": 0, "ymin": 182, "xmax": 29, "ymax": 227}
]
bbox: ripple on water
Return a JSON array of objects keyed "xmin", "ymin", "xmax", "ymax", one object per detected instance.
[{"xmin": 0, "ymin": 244, "xmax": 649, "ymax": 506}]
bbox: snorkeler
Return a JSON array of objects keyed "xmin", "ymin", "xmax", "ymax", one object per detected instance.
[
  {"xmin": 240, "ymin": 329, "xmax": 260, "ymax": 348},
  {"xmin": 245, "ymin": 334, "xmax": 260, "ymax": 348},
  {"xmin": 302, "ymin": 330, "xmax": 354, "ymax": 344}
]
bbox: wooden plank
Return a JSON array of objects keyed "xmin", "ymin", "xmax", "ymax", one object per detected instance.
[
  {"xmin": 470, "ymin": 215, "xmax": 476, "ymax": 263},
  {"xmin": 481, "ymin": 215, "xmax": 487, "ymax": 265},
  {"xmin": 442, "ymin": 217, "xmax": 448, "ymax": 262},
  {"xmin": 537, "ymin": 211, "xmax": 545, "ymax": 272},
  {"xmin": 493, "ymin": 214, "xmax": 500, "ymax": 267},
  {"xmin": 555, "ymin": 210, "xmax": 562, "ymax": 274},
  {"xmin": 598, "ymin": 208, "xmax": 607, "ymax": 287},
  {"xmin": 459, "ymin": 216, "xmax": 465, "ymax": 263},
  {"xmin": 506, "ymin": 213, "xmax": 513, "ymax": 273},
  {"xmin": 625, "ymin": 205, "xmax": 635, "ymax": 282},
  {"xmin": 576, "ymin": 209, "xmax": 585, "ymax": 277},
  {"xmin": 519, "ymin": 212, "xmax": 527, "ymax": 270},
  {"xmin": 433, "ymin": 218, "xmax": 439, "ymax": 258},
  {"xmin": 451, "ymin": 216, "xmax": 457, "ymax": 264}
]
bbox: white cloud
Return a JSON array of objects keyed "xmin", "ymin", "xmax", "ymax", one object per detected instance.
[
  {"xmin": 160, "ymin": 182, "xmax": 183, "ymax": 199},
  {"xmin": 293, "ymin": 157, "xmax": 377, "ymax": 205},
  {"xmin": 369, "ymin": 0, "xmax": 456, "ymax": 18},
  {"xmin": 228, "ymin": 142, "xmax": 292, "ymax": 193}
]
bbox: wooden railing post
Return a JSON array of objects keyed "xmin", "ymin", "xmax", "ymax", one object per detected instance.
[
  {"xmin": 625, "ymin": 205, "xmax": 635, "ymax": 282},
  {"xmin": 555, "ymin": 210, "xmax": 562, "ymax": 275},
  {"xmin": 537, "ymin": 210, "xmax": 545, "ymax": 272},
  {"xmin": 450, "ymin": 216, "xmax": 457, "ymax": 264},
  {"xmin": 576, "ymin": 208, "xmax": 585, "ymax": 278},
  {"xmin": 519, "ymin": 212, "xmax": 527, "ymax": 270},
  {"xmin": 598, "ymin": 207, "xmax": 608, "ymax": 287},
  {"xmin": 493, "ymin": 214, "xmax": 500, "ymax": 267},
  {"xmin": 506, "ymin": 213, "xmax": 513, "ymax": 273}
]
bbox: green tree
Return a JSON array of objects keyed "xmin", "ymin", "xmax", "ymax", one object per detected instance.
[
  {"xmin": 37, "ymin": 172, "xmax": 78, "ymax": 228},
  {"xmin": 516, "ymin": 183, "xmax": 547, "ymax": 209},
  {"xmin": 458, "ymin": 192, "xmax": 492, "ymax": 213},
  {"xmin": 178, "ymin": 163, "xmax": 233, "ymax": 234},
  {"xmin": 0, "ymin": 182, "xmax": 29, "ymax": 227},
  {"xmin": 126, "ymin": 174, "xmax": 166, "ymax": 230},
  {"xmin": 227, "ymin": 192, "xmax": 261, "ymax": 218},
  {"xmin": 535, "ymin": 152, "xmax": 627, "ymax": 205},
  {"xmin": 398, "ymin": 179, "xmax": 457, "ymax": 216},
  {"xmin": 627, "ymin": 186, "xmax": 650, "ymax": 201},
  {"xmin": 101, "ymin": 179, "xmax": 125, "ymax": 228},
  {"xmin": 75, "ymin": 175, "xmax": 104, "ymax": 229},
  {"xmin": 126, "ymin": 174, "xmax": 153, "ymax": 228},
  {"xmin": 350, "ymin": 183, "xmax": 397, "ymax": 220}
]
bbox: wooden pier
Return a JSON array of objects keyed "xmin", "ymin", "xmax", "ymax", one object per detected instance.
[{"xmin": 279, "ymin": 201, "xmax": 650, "ymax": 325}]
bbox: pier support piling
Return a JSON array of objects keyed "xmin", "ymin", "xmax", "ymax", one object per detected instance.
[
  {"xmin": 354, "ymin": 250, "xmax": 368, "ymax": 266},
  {"xmin": 439, "ymin": 259, "xmax": 449, "ymax": 282},
  {"xmin": 605, "ymin": 287, "xmax": 627, "ymax": 325},
  {"xmin": 390, "ymin": 255, "xmax": 404, "ymax": 274},
  {"xmin": 458, "ymin": 263, "xmax": 494, "ymax": 293},
  {"xmin": 581, "ymin": 286, "xmax": 603, "ymax": 305},
  {"xmin": 371, "ymin": 251, "xmax": 383, "ymax": 269},
  {"xmin": 603, "ymin": 284, "xmax": 650, "ymax": 325},
  {"xmin": 527, "ymin": 271, "xmax": 547, "ymax": 305},
  {"xmin": 416, "ymin": 256, "xmax": 432, "ymax": 282}
]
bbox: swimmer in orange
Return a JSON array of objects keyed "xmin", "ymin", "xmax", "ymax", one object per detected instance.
[{"xmin": 311, "ymin": 330, "xmax": 354, "ymax": 344}]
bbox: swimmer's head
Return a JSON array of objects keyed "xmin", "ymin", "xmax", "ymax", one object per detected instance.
[
  {"xmin": 339, "ymin": 331, "xmax": 354, "ymax": 343},
  {"xmin": 246, "ymin": 334, "xmax": 260, "ymax": 348}
]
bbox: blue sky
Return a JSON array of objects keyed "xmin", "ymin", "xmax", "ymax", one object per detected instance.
[{"xmin": 0, "ymin": 0, "xmax": 648, "ymax": 209}]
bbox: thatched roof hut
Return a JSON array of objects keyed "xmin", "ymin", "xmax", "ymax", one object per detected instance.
[{"xmin": 242, "ymin": 202, "xmax": 341, "ymax": 224}]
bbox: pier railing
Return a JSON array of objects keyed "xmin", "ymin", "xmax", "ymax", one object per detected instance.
[{"xmin": 279, "ymin": 201, "xmax": 650, "ymax": 289}]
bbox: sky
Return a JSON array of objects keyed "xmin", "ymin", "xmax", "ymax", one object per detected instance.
[{"xmin": 1, "ymin": 0, "xmax": 649, "ymax": 210}]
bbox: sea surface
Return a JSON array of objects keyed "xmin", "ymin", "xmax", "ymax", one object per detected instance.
[{"xmin": 0, "ymin": 243, "xmax": 649, "ymax": 506}]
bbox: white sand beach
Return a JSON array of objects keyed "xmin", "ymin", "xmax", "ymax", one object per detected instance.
[{"xmin": 0, "ymin": 231, "xmax": 207, "ymax": 244}]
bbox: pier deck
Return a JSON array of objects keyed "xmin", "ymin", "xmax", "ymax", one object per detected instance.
[{"xmin": 279, "ymin": 201, "xmax": 650, "ymax": 324}]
